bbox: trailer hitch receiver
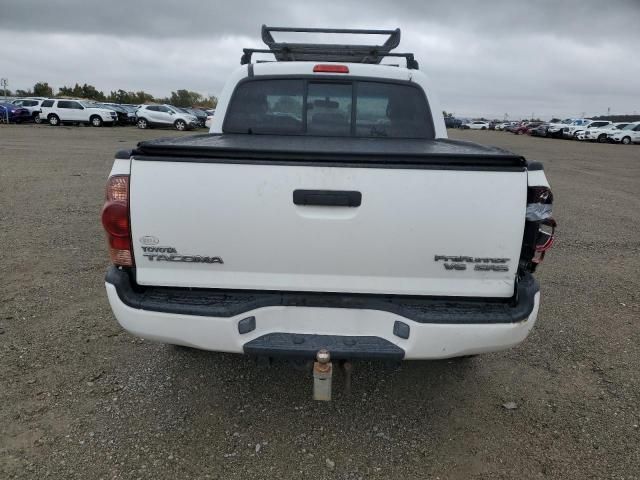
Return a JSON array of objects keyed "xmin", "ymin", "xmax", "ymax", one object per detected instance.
[{"xmin": 313, "ymin": 349, "xmax": 332, "ymax": 401}]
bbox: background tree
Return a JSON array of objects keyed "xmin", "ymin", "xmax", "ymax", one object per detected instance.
[
  {"xmin": 168, "ymin": 89, "xmax": 203, "ymax": 107},
  {"xmin": 106, "ymin": 89, "xmax": 154, "ymax": 104},
  {"xmin": 19, "ymin": 80, "xmax": 215, "ymax": 107},
  {"xmin": 33, "ymin": 81, "xmax": 53, "ymax": 97},
  {"xmin": 58, "ymin": 83, "xmax": 105, "ymax": 100},
  {"xmin": 58, "ymin": 85, "xmax": 73, "ymax": 97},
  {"xmin": 80, "ymin": 83, "xmax": 105, "ymax": 101},
  {"xmin": 133, "ymin": 90, "xmax": 154, "ymax": 104},
  {"xmin": 108, "ymin": 89, "xmax": 130, "ymax": 104},
  {"xmin": 200, "ymin": 95, "xmax": 218, "ymax": 109}
]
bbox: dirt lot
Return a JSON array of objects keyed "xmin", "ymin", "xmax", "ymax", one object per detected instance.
[{"xmin": 1, "ymin": 125, "xmax": 639, "ymax": 479}]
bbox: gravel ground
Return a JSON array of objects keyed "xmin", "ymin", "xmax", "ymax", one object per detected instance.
[{"xmin": 1, "ymin": 125, "xmax": 639, "ymax": 479}]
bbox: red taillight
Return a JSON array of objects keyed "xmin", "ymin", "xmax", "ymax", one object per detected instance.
[
  {"xmin": 532, "ymin": 218, "xmax": 556, "ymax": 264},
  {"xmin": 102, "ymin": 203, "xmax": 129, "ymax": 237},
  {"xmin": 101, "ymin": 175, "xmax": 133, "ymax": 266},
  {"xmin": 313, "ymin": 64, "xmax": 349, "ymax": 73}
]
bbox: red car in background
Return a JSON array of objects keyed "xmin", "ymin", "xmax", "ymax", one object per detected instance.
[{"xmin": 513, "ymin": 122, "xmax": 542, "ymax": 135}]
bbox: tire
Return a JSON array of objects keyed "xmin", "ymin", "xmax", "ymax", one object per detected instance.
[
  {"xmin": 33, "ymin": 113, "xmax": 42, "ymax": 124},
  {"xmin": 90, "ymin": 115, "xmax": 103, "ymax": 127},
  {"xmin": 621, "ymin": 136, "xmax": 631, "ymax": 145},
  {"xmin": 174, "ymin": 119, "xmax": 187, "ymax": 131},
  {"xmin": 48, "ymin": 114, "xmax": 60, "ymax": 126},
  {"xmin": 481, "ymin": 126, "xmax": 486, "ymax": 130},
  {"xmin": 597, "ymin": 134, "xmax": 608, "ymax": 143},
  {"xmin": 136, "ymin": 118, "xmax": 148, "ymax": 129}
]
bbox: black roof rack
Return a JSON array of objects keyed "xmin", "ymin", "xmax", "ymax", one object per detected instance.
[{"xmin": 240, "ymin": 25, "xmax": 419, "ymax": 70}]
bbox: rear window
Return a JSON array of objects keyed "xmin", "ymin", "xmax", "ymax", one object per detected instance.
[
  {"xmin": 223, "ymin": 78, "xmax": 434, "ymax": 138},
  {"xmin": 224, "ymin": 79, "xmax": 304, "ymax": 135}
]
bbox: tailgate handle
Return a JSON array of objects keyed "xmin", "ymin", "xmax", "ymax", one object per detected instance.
[{"xmin": 293, "ymin": 189, "xmax": 362, "ymax": 207}]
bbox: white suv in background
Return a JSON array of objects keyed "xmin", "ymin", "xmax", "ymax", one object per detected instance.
[
  {"xmin": 561, "ymin": 119, "xmax": 591, "ymax": 138},
  {"xmin": 11, "ymin": 98, "xmax": 46, "ymax": 123},
  {"xmin": 608, "ymin": 122, "xmax": 640, "ymax": 144},
  {"xmin": 581, "ymin": 122, "xmax": 630, "ymax": 142},
  {"xmin": 572, "ymin": 120, "xmax": 611, "ymax": 140},
  {"xmin": 547, "ymin": 118, "xmax": 575, "ymax": 138},
  {"xmin": 39, "ymin": 99, "xmax": 118, "ymax": 127},
  {"xmin": 135, "ymin": 105, "xmax": 199, "ymax": 131}
]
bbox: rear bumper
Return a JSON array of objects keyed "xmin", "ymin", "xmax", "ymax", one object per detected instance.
[{"xmin": 105, "ymin": 267, "xmax": 540, "ymax": 360}]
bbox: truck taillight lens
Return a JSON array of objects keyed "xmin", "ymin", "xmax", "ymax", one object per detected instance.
[
  {"xmin": 525, "ymin": 186, "xmax": 556, "ymax": 267},
  {"xmin": 101, "ymin": 175, "xmax": 133, "ymax": 266},
  {"xmin": 532, "ymin": 218, "xmax": 556, "ymax": 264}
]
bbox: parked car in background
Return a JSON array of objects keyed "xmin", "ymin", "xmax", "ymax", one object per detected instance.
[
  {"xmin": 499, "ymin": 121, "xmax": 519, "ymax": 131},
  {"xmin": 185, "ymin": 107, "xmax": 208, "ymax": 127},
  {"xmin": 39, "ymin": 99, "xmax": 118, "ymax": 126},
  {"xmin": 121, "ymin": 105, "xmax": 139, "ymax": 123},
  {"xmin": 135, "ymin": 104, "xmax": 199, "ymax": 131},
  {"xmin": 572, "ymin": 120, "xmax": 611, "ymax": 140},
  {"xmin": 205, "ymin": 110, "xmax": 216, "ymax": 128},
  {"xmin": 103, "ymin": 103, "xmax": 138, "ymax": 125},
  {"xmin": 506, "ymin": 122, "xmax": 524, "ymax": 133},
  {"xmin": 444, "ymin": 117, "xmax": 463, "ymax": 128},
  {"xmin": 11, "ymin": 98, "xmax": 46, "ymax": 123},
  {"xmin": 514, "ymin": 122, "xmax": 542, "ymax": 135},
  {"xmin": 530, "ymin": 123, "xmax": 550, "ymax": 137},
  {"xmin": 582, "ymin": 122, "xmax": 630, "ymax": 143},
  {"xmin": 547, "ymin": 119, "xmax": 575, "ymax": 138},
  {"xmin": 95, "ymin": 103, "xmax": 131, "ymax": 125},
  {"xmin": 0, "ymin": 102, "xmax": 31, "ymax": 123},
  {"xmin": 608, "ymin": 122, "xmax": 640, "ymax": 144},
  {"xmin": 463, "ymin": 120, "xmax": 490, "ymax": 130},
  {"xmin": 561, "ymin": 119, "xmax": 592, "ymax": 139}
]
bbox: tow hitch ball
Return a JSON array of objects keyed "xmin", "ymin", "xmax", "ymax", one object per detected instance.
[
  {"xmin": 313, "ymin": 349, "xmax": 332, "ymax": 401},
  {"xmin": 313, "ymin": 349, "xmax": 352, "ymax": 401}
]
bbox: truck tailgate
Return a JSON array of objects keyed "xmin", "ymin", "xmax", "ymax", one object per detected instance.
[{"xmin": 129, "ymin": 137, "xmax": 526, "ymax": 297}]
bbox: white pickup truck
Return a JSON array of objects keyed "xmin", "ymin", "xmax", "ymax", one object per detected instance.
[{"xmin": 102, "ymin": 27, "xmax": 555, "ymax": 385}]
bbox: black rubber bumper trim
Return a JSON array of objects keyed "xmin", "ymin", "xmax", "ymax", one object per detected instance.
[
  {"xmin": 106, "ymin": 267, "xmax": 539, "ymax": 325},
  {"xmin": 243, "ymin": 333, "xmax": 405, "ymax": 361},
  {"xmin": 115, "ymin": 149, "xmax": 133, "ymax": 159},
  {"xmin": 526, "ymin": 160, "xmax": 544, "ymax": 171}
]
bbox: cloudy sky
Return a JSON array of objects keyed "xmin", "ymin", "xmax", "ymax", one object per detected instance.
[{"xmin": 1, "ymin": 0, "xmax": 639, "ymax": 119}]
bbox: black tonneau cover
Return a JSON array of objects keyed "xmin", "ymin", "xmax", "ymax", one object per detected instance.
[{"xmin": 132, "ymin": 134, "xmax": 527, "ymax": 170}]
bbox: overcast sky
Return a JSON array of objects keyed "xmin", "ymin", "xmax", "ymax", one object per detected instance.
[{"xmin": 1, "ymin": 0, "xmax": 639, "ymax": 119}]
